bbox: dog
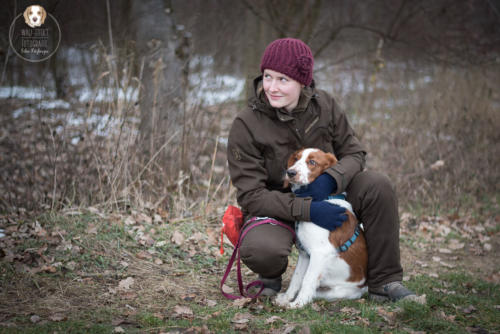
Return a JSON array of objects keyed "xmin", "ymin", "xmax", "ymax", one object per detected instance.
[
  {"xmin": 275, "ymin": 148, "xmax": 368, "ymax": 308},
  {"xmin": 24, "ymin": 5, "xmax": 47, "ymax": 28}
]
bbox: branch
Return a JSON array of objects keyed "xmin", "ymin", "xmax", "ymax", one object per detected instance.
[{"xmin": 241, "ymin": 0, "xmax": 285, "ymax": 36}]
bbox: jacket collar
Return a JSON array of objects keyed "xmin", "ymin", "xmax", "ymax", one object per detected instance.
[{"xmin": 249, "ymin": 75, "xmax": 316, "ymax": 122}]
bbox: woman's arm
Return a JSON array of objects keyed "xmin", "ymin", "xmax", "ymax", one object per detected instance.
[{"xmin": 227, "ymin": 118, "xmax": 312, "ymax": 222}]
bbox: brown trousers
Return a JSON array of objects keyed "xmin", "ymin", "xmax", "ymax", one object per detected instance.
[{"xmin": 239, "ymin": 170, "xmax": 403, "ymax": 289}]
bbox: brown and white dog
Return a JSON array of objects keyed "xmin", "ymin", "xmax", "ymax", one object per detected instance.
[
  {"xmin": 24, "ymin": 5, "xmax": 47, "ymax": 28},
  {"xmin": 275, "ymin": 148, "xmax": 368, "ymax": 308}
]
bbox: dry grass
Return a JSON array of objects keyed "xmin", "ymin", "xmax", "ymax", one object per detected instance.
[{"xmin": 335, "ymin": 63, "xmax": 500, "ymax": 212}]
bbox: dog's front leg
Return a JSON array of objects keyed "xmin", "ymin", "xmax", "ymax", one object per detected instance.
[
  {"xmin": 287, "ymin": 251, "xmax": 325, "ymax": 308},
  {"xmin": 275, "ymin": 250, "xmax": 309, "ymax": 306}
]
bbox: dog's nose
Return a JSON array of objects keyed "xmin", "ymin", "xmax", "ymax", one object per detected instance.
[
  {"xmin": 33, "ymin": 17, "xmax": 37, "ymax": 21},
  {"xmin": 286, "ymin": 169, "xmax": 297, "ymax": 178}
]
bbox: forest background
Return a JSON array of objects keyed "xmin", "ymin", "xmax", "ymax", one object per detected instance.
[{"xmin": 0, "ymin": 1, "xmax": 499, "ymax": 333}]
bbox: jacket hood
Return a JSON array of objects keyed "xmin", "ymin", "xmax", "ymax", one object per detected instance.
[{"xmin": 249, "ymin": 75, "xmax": 316, "ymax": 121}]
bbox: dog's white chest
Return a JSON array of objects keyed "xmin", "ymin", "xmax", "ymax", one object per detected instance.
[{"xmin": 296, "ymin": 222, "xmax": 335, "ymax": 254}]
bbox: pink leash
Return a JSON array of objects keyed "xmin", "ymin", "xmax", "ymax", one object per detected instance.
[{"xmin": 220, "ymin": 217, "xmax": 296, "ymax": 300}]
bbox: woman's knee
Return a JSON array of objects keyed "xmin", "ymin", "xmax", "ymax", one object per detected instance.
[
  {"xmin": 239, "ymin": 224, "xmax": 293, "ymax": 278},
  {"xmin": 350, "ymin": 171, "xmax": 396, "ymax": 202},
  {"xmin": 240, "ymin": 243, "xmax": 289, "ymax": 278}
]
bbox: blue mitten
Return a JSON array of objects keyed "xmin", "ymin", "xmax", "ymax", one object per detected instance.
[
  {"xmin": 309, "ymin": 201, "xmax": 347, "ymax": 231},
  {"xmin": 295, "ymin": 173, "xmax": 337, "ymax": 201}
]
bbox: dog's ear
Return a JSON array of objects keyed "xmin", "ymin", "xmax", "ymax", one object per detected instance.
[
  {"xmin": 325, "ymin": 152, "xmax": 338, "ymax": 167},
  {"xmin": 23, "ymin": 7, "xmax": 30, "ymax": 24},
  {"xmin": 41, "ymin": 7, "xmax": 47, "ymax": 23}
]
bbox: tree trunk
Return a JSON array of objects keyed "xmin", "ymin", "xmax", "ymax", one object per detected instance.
[{"xmin": 131, "ymin": 0, "xmax": 184, "ymax": 157}]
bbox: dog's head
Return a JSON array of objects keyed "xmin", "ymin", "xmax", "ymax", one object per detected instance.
[
  {"xmin": 24, "ymin": 5, "xmax": 47, "ymax": 28},
  {"xmin": 284, "ymin": 148, "xmax": 337, "ymax": 189}
]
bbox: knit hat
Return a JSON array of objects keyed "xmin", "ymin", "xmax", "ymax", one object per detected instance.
[{"xmin": 260, "ymin": 38, "xmax": 314, "ymax": 86}]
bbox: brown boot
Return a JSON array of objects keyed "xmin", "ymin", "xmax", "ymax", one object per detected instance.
[{"xmin": 258, "ymin": 275, "xmax": 282, "ymax": 296}]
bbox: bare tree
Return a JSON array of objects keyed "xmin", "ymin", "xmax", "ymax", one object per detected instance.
[{"xmin": 130, "ymin": 0, "xmax": 185, "ymax": 157}]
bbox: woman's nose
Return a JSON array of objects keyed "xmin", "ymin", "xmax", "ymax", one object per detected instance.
[{"xmin": 269, "ymin": 79, "xmax": 278, "ymax": 92}]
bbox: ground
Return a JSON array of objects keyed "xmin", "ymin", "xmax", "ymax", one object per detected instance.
[{"xmin": 0, "ymin": 205, "xmax": 499, "ymax": 333}]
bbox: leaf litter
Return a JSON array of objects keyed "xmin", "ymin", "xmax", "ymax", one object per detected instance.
[{"xmin": 0, "ymin": 207, "xmax": 498, "ymax": 331}]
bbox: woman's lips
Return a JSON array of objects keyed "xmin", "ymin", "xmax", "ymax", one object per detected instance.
[{"xmin": 267, "ymin": 93, "xmax": 283, "ymax": 100}]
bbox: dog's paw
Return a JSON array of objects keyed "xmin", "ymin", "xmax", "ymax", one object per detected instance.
[
  {"xmin": 287, "ymin": 297, "xmax": 309, "ymax": 309},
  {"xmin": 287, "ymin": 300, "xmax": 304, "ymax": 309},
  {"xmin": 274, "ymin": 292, "xmax": 291, "ymax": 306}
]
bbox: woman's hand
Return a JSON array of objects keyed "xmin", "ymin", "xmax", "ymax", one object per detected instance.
[
  {"xmin": 309, "ymin": 201, "xmax": 347, "ymax": 231},
  {"xmin": 294, "ymin": 173, "xmax": 337, "ymax": 201}
]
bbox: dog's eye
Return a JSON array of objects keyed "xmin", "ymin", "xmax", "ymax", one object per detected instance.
[{"xmin": 308, "ymin": 160, "xmax": 316, "ymax": 166}]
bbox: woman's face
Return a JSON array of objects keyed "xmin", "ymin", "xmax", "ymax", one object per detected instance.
[{"xmin": 262, "ymin": 69, "xmax": 303, "ymax": 112}]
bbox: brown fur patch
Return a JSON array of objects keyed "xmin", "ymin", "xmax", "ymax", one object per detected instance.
[{"xmin": 328, "ymin": 212, "xmax": 368, "ymax": 283}]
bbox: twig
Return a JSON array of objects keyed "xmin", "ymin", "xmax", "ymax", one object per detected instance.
[
  {"xmin": 48, "ymin": 124, "xmax": 58, "ymax": 211},
  {"xmin": 204, "ymin": 136, "xmax": 219, "ymax": 216},
  {"xmin": 128, "ymin": 130, "xmax": 179, "ymax": 188}
]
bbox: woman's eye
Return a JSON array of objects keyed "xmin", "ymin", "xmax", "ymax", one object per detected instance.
[{"xmin": 280, "ymin": 77, "xmax": 288, "ymax": 82}]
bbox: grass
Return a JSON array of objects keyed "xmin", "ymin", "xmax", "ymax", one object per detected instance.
[{"xmin": 0, "ymin": 210, "xmax": 499, "ymax": 333}]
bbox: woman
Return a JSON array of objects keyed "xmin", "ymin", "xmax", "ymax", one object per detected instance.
[{"xmin": 227, "ymin": 38, "xmax": 414, "ymax": 301}]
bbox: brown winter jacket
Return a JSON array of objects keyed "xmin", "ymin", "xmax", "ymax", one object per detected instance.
[{"xmin": 227, "ymin": 76, "xmax": 366, "ymax": 223}]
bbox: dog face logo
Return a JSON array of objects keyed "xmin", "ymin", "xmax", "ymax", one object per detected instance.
[{"xmin": 23, "ymin": 5, "xmax": 47, "ymax": 28}]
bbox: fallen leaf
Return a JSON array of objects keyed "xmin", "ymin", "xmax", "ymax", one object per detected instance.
[
  {"xmin": 113, "ymin": 326, "xmax": 125, "ymax": 333},
  {"xmin": 135, "ymin": 212, "xmax": 152, "ymax": 224},
  {"xmin": 438, "ymin": 310, "xmax": 456, "ymax": 322},
  {"xmin": 265, "ymin": 315, "xmax": 284, "ymax": 324},
  {"xmin": 282, "ymin": 324, "xmax": 297, "ymax": 334},
  {"xmin": 430, "ymin": 160, "xmax": 445, "ymax": 170},
  {"xmin": 86, "ymin": 224, "xmax": 98, "ymax": 235},
  {"xmin": 172, "ymin": 305, "xmax": 194, "ymax": 318},
  {"xmin": 49, "ymin": 314, "xmax": 67, "ymax": 322},
  {"xmin": 462, "ymin": 305, "xmax": 477, "ymax": 314},
  {"xmin": 135, "ymin": 250, "xmax": 153, "ymax": 260},
  {"xmin": 118, "ymin": 277, "xmax": 135, "ymax": 290},
  {"xmin": 40, "ymin": 265, "xmax": 57, "ymax": 273},
  {"xmin": 341, "ymin": 306, "xmax": 361, "ymax": 315},
  {"xmin": 190, "ymin": 232, "xmax": 205, "ymax": 243},
  {"xmin": 124, "ymin": 216, "xmax": 136, "ymax": 225},
  {"xmin": 153, "ymin": 214, "xmax": 163, "ymax": 224},
  {"xmin": 205, "ymin": 299, "xmax": 217, "ymax": 307},
  {"xmin": 376, "ymin": 307, "xmax": 397, "ymax": 324},
  {"xmin": 155, "ymin": 240, "xmax": 167, "ymax": 247},
  {"xmin": 65, "ymin": 261, "xmax": 77, "ymax": 271},
  {"xmin": 232, "ymin": 312, "xmax": 252, "ymax": 324},
  {"xmin": 448, "ymin": 239, "xmax": 465, "ymax": 250},
  {"xmin": 222, "ymin": 284, "xmax": 234, "ymax": 294},
  {"xmin": 171, "ymin": 231, "xmax": 185, "ymax": 246},
  {"xmin": 311, "ymin": 303, "xmax": 321, "ymax": 312},
  {"xmin": 405, "ymin": 294, "xmax": 427, "ymax": 305},
  {"xmin": 112, "ymin": 318, "xmax": 125, "ymax": 326},
  {"xmin": 232, "ymin": 297, "xmax": 252, "ymax": 308}
]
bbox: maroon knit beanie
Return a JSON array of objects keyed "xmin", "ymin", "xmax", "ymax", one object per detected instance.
[{"xmin": 260, "ymin": 38, "xmax": 314, "ymax": 86}]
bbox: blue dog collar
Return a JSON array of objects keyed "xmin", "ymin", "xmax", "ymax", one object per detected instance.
[
  {"xmin": 327, "ymin": 192, "xmax": 347, "ymax": 201},
  {"xmin": 337, "ymin": 225, "xmax": 360, "ymax": 253}
]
